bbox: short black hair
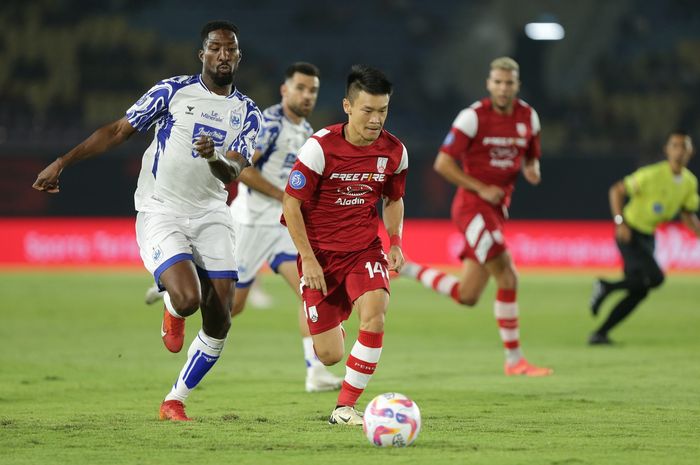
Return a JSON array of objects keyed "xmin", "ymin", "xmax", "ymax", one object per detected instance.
[
  {"xmin": 200, "ymin": 20, "xmax": 239, "ymax": 47},
  {"xmin": 668, "ymin": 129, "xmax": 689, "ymax": 139},
  {"xmin": 346, "ymin": 64, "xmax": 392, "ymax": 101},
  {"xmin": 285, "ymin": 62, "xmax": 320, "ymax": 80}
]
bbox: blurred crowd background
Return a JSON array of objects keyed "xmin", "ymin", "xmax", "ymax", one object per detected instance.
[{"xmin": 2, "ymin": 0, "xmax": 699, "ymax": 219}]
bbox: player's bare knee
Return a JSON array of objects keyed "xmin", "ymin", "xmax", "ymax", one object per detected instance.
[
  {"xmin": 359, "ymin": 317, "xmax": 385, "ymax": 333},
  {"xmin": 457, "ymin": 294, "xmax": 480, "ymax": 307},
  {"xmin": 456, "ymin": 285, "xmax": 480, "ymax": 306},
  {"xmin": 316, "ymin": 349, "xmax": 343, "ymax": 366},
  {"xmin": 170, "ymin": 290, "xmax": 201, "ymax": 316}
]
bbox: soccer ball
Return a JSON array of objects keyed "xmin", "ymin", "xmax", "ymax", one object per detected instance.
[{"xmin": 363, "ymin": 392, "xmax": 421, "ymax": 447}]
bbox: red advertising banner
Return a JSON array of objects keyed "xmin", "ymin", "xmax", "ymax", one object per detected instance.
[
  {"xmin": 397, "ymin": 219, "xmax": 700, "ymax": 270},
  {"xmin": 1, "ymin": 218, "xmax": 699, "ymax": 270}
]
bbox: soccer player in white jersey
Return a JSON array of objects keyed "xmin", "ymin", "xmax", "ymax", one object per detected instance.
[
  {"xmin": 230, "ymin": 62, "xmax": 342, "ymax": 392},
  {"xmin": 32, "ymin": 21, "xmax": 262, "ymax": 421}
]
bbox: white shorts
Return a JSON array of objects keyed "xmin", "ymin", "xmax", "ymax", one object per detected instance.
[
  {"xmin": 233, "ymin": 222, "xmax": 297, "ymax": 287},
  {"xmin": 136, "ymin": 206, "xmax": 237, "ymax": 289}
]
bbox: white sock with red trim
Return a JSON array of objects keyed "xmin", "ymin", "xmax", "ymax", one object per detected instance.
[
  {"xmin": 495, "ymin": 288, "xmax": 523, "ymax": 365},
  {"xmin": 401, "ymin": 262, "xmax": 461, "ymax": 303},
  {"xmin": 337, "ymin": 330, "xmax": 383, "ymax": 408}
]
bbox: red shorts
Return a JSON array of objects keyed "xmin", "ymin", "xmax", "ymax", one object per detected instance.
[
  {"xmin": 453, "ymin": 204, "xmax": 507, "ymax": 264},
  {"xmin": 298, "ymin": 237, "xmax": 390, "ymax": 335}
]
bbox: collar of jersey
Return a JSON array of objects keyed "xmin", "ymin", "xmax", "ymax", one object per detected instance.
[{"xmin": 197, "ymin": 74, "xmax": 240, "ymax": 99}]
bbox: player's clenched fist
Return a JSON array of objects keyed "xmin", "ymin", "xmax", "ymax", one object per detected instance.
[
  {"xmin": 33, "ymin": 158, "xmax": 65, "ymax": 193},
  {"xmin": 194, "ymin": 136, "xmax": 216, "ymax": 160}
]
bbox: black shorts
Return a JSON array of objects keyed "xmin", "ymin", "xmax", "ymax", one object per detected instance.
[{"xmin": 617, "ymin": 228, "xmax": 664, "ymax": 290}]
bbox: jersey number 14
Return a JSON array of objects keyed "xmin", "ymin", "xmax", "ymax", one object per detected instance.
[{"xmin": 364, "ymin": 261, "xmax": 388, "ymax": 280}]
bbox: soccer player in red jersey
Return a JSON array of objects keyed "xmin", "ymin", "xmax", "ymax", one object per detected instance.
[
  {"xmin": 401, "ymin": 57, "xmax": 552, "ymax": 377},
  {"xmin": 282, "ymin": 65, "xmax": 408, "ymax": 425}
]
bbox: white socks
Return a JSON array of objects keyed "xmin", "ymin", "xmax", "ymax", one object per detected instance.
[{"xmin": 165, "ymin": 330, "xmax": 225, "ymax": 402}]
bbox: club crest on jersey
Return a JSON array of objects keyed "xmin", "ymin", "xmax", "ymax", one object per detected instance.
[
  {"xmin": 229, "ymin": 110, "xmax": 243, "ymax": 130},
  {"xmin": 191, "ymin": 124, "xmax": 227, "ymax": 158},
  {"xmin": 377, "ymin": 157, "xmax": 388, "ymax": 173},
  {"xmin": 289, "ymin": 170, "xmax": 306, "ymax": 189},
  {"xmin": 516, "ymin": 122, "xmax": 527, "ymax": 137}
]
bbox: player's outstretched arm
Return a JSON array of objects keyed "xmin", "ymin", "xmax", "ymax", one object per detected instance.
[
  {"xmin": 680, "ymin": 211, "xmax": 700, "ymax": 237},
  {"xmin": 522, "ymin": 158, "xmax": 541, "ymax": 185},
  {"xmin": 237, "ymin": 159, "xmax": 284, "ymax": 201},
  {"xmin": 433, "ymin": 151, "xmax": 504, "ymax": 205},
  {"xmin": 32, "ymin": 117, "xmax": 136, "ymax": 193},
  {"xmin": 282, "ymin": 193, "xmax": 327, "ymax": 295},
  {"xmin": 382, "ymin": 196, "xmax": 405, "ymax": 272}
]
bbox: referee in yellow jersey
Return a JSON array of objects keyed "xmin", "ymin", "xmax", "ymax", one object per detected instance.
[{"xmin": 589, "ymin": 130, "xmax": 700, "ymax": 345}]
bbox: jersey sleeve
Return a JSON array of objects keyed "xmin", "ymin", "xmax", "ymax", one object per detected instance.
[
  {"xmin": 255, "ymin": 117, "xmax": 282, "ymax": 155},
  {"xmin": 623, "ymin": 166, "xmax": 652, "ymax": 196},
  {"xmin": 383, "ymin": 144, "xmax": 409, "ymax": 200},
  {"xmin": 125, "ymin": 80, "xmax": 175, "ymax": 132},
  {"xmin": 285, "ymin": 137, "xmax": 325, "ymax": 201},
  {"xmin": 439, "ymin": 108, "xmax": 477, "ymax": 159},
  {"xmin": 682, "ymin": 176, "xmax": 700, "ymax": 212},
  {"xmin": 525, "ymin": 108, "xmax": 542, "ymax": 160},
  {"xmin": 228, "ymin": 106, "xmax": 262, "ymax": 162}
]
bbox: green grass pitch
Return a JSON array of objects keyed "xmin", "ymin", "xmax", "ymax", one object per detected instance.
[{"xmin": 1, "ymin": 270, "xmax": 698, "ymax": 464}]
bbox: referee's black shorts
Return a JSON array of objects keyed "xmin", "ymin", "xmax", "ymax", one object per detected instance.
[{"xmin": 617, "ymin": 227, "xmax": 664, "ymax": 291}]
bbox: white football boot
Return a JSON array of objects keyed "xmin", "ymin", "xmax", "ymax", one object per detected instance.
[
  {"xmin": 248, "ymin": 285, "xmax": 274, "ymax": 309},
  {"xmin": 144, "ymin": 285, "xmax": 165, "ymax": 305},
  {"xmin": 305, "ymin": 365, "xmax": 343, "ymax": 393},
  {"xmin": 328, "ymin": 406, "xmax": 364, "ymax": 426}
]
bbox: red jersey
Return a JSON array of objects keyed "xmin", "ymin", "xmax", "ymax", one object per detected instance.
[
  {"xmin": 283, "ymin": 123, "xmax": 408, "ymax": 252},
  {"xmin": 439, "ymin": 98, "xmax": 541, "ymax": 216}
]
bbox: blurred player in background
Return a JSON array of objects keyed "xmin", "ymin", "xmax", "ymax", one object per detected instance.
[
  {"xmin": 400, "ymin": 57, "xmax": 552, "ymax": 376},
  {"xmin": 33, "ymin": 20, "xmax": 261, "ymax": 421},
  {"xmin": 229, "ymin": 62, "xmax": 342, "ymax": 392},
  {"xmin": 282, "ymin": 65, "xmax": 408, "ymax": 425},
  {"xmin": 589, "ymin": 131, "xmax": 700, "ymax": 344}
]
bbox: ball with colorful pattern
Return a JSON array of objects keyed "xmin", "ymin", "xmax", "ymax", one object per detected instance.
[{"xmin": 362, "ymin": 392, "xmax": 421, "ymax": 447}]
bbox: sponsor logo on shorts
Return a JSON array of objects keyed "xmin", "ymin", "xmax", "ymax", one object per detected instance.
[{"xmin": 289, "ymin": 170, "xmax": 306, "ymax": 189}]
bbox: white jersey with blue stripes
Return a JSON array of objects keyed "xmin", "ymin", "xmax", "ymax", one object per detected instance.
[
  {"xmin": 230, "ymin": 103, "xmax": 313, "ymax": 225},
  {"xmin": 127, "ymin": 74, "xmax": 262, "ymax": 217}
]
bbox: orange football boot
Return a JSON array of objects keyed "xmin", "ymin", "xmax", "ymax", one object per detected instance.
[
  {"xmin": 505, "ymin": 358, "xmax": 553, "ymax": 377},
  {"xmin": 161, "ymin": 309, "xmax": 185, "ymax": 353},
  {"xmin": 159, "ymin": 400, "xmax": 192, "ymax": 421}
]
